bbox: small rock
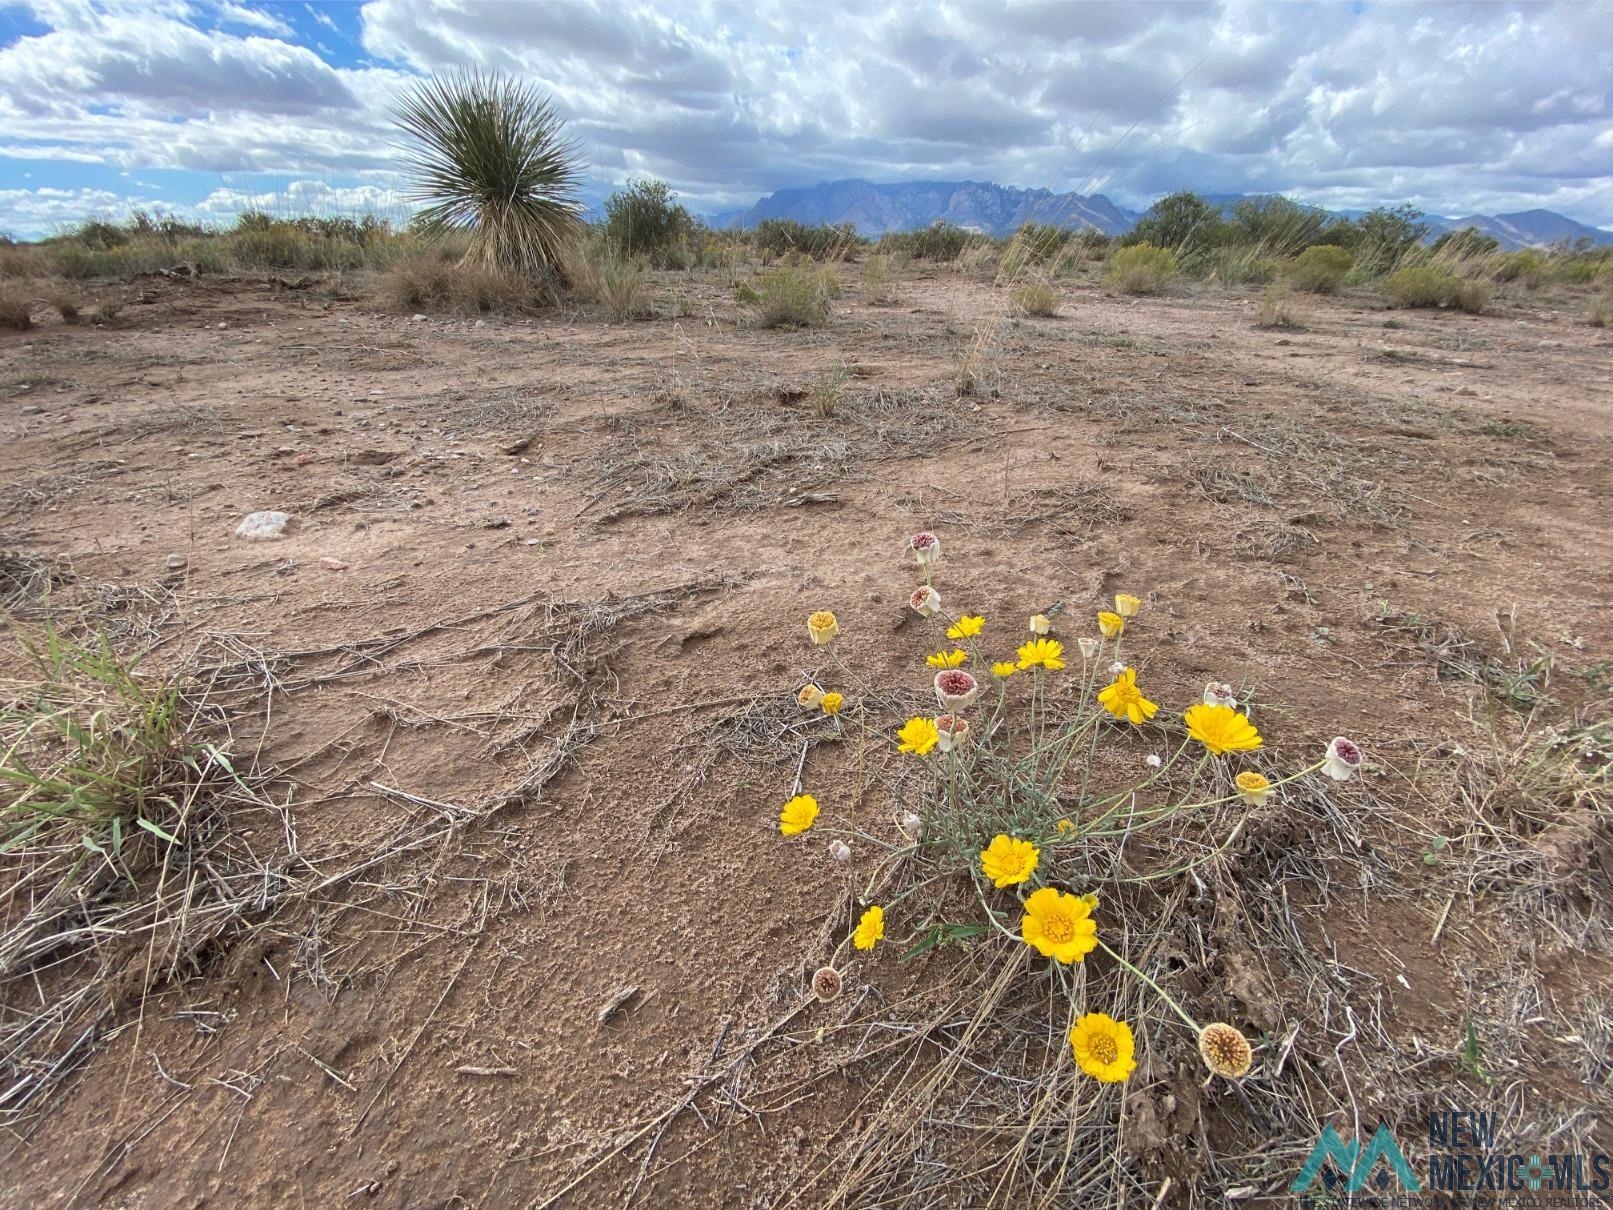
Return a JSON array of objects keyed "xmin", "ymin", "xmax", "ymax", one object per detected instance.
[
  {"xmin": 165, "ymin": 553, "xmax": 188, "ymax": 570},
  {"xmin": 1274, "ymin": 338, "xmax": 1293, "ymax": 346},
  {"xmin": 412, "ymin": 313, "xmax": 428, "ymax": 322},
  {"xmin": 217, "ymin": 322, "xmax": 228, "ymax": 330},
  {"xmin": 318, "ymin": 556, "xmax": 349, "ymax": 571},
  {"xmin": 20, "ymin": 405, "xmax": 43, "ymax": 416},
  {"xmin": 235, "ymin": 510, "xmax": 293, "ymax": 541}
]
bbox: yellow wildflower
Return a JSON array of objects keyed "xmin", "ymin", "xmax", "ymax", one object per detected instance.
[
  {"xmin": 896, "ymin": 716, "xmax": 939, "ymax": 756},
  {"xmin": 1069, "ymin": 1013, "xmax": 1137, "ymax": 1083},
  {"xmin": 820, "ymin": 691, "xmax": 844, "ymax": 716},
  {"xmin": 946, "ymin": 614, "xmax": 985, "ymax": 640},
  {"xmin": 853, "ymin": 905, "xmax": 884, "ymax": 951},
  {"xmin": 1020, "ymin": 887, "xmax": 1098, "ymax": 964},
  {"xmin": 779, "ymin": 793, "xmax": 819, "ymax": 836},
  {"xmin": 1097, "ymin": 611, "xmax": 1124, "ymax": 639},
  {"xmin": 1184, "ymin": 704, "xmax": 1263, "ymax": 755},
  {"xmin": 1016, "ymin": 637, "xmax": 1065, "ymax": 671},
  {"xmin": 1057, "ymin": 818, "xmax": 1075, "ymax": 835},
  {"xmin": 991, "ymin": 660, "xmax": 1017, "ymax": 678},
  {"xmin": 926, "ymin": 648, "xmax": 968, "ymax": 669},
  {"xmin": 1028, "ymin": 613, "xmax": 1052, "ymax": 635},
  {"xmin": 980, "ymin": 834, "xmax": 1039, "ymax": 888},
  {"xmin": 1096, "ymin": 667, "xmax": 1158, "ymax": 725},
  {"xmin": 808, "ymin": 610, "xmax": 839, "ymax": 645},
  {"xmin": 1234, "ymin": 770, "xmax": 1273, "ymax": 806},
  {"xmin": 1113, "ymin": 593, "xmax": 1142, "ymax": 619}
]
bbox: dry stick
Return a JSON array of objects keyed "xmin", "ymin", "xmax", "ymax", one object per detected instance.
[{"xmin": 350, "ymin": 938, "xmax": 479, "ymax": 1134}]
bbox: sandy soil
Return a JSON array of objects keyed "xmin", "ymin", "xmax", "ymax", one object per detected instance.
[{"xmin": 2, "ymin": 263, "xmax": 1610, "ymax": 1206}]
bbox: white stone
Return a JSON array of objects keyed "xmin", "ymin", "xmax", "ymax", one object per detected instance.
[{"xmin": 235, "ymin": 511, "xmax": 293, "ymax": 540}]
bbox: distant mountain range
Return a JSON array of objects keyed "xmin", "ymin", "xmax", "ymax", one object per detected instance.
[{"xmin": 708, "ymin": 179, "xmax": 1613, "ymax": 250}]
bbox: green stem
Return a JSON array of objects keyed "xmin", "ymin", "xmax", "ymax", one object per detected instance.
[{"xmin": 1098, "ymin": 939, "xmax": 1199, "ymax": 1030}]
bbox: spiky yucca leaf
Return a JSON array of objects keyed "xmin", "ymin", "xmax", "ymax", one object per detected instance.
[{"xmin": 394, "ymin": 71, "xmax": 584, "ymax": 274}]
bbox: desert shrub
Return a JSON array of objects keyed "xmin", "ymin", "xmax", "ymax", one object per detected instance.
[
  {"xmin": 1012, "ymin": 278, "xmax": 1059, "ymax": 317},
  {"xmin": 1431, "ymin": 227, "xmax": 1500, "ymax": 257},
  {"xmin": 0, "ymin": 243, "xmax": 45, "ymax": 278},
  {"xmin": 601, "ymin": 177, "xmax": 701, "ymax": 267},
  {"xmin": 860, "ymin": 253, "xmax": 902, "ymax": 304},
  {"xmin": 1, "ymin": 291, "xmax": 32, "ymax": 331},
  {"xmin": 1588, "ymin": 290, "xmax": 1613, "ymax": 328},
  {"xmin": 745, "ymin": 265, "xmax": 832, "ymax": 327},
  {"xmin": 581, "ymin": 251, "xmax": 651, "ymax": 321},
  {"xmin": 1123, "ymin": 190, "xmax": 1226, "ymax": 256},
  {"xmin": 1252, "ymin": 285, "xmax": 1304, "ymax": 329},
  {"xmin": 1491, "ymin": 249, "xmax": 1548, "ymax": 287},
  {"xmin": 1347, "ymin": 204, "xmax": 1429, "ymax": 274},
  {"xmin": 1204, "ymin": 246, "xmax": 1279, "ymax": 285},
  {"xmin": 380, "ymin": 252, "xmax": 552, "ymax": 314},
  {"xmin": 900, "ymin": 221, "xmax": 980, "ymax": 262},
  {"xmin": 49, "ymin": 293, "xmax": 80, "ymax": 323},
  {"xmin": 394, "ymin": 69, "xmax": 584, "ymax": 273},
  {"xmin": 1227, "ymin": 195, "xmax": 1331, "ymax": 256},
  {"xmin": 1382, "ymin": 266, "xmax": 1489, "ymax": 312},
  {"xmin": 1286, "ymin": 244, "xmax": 1352, "ymax": 293},
  {"xmin": 1104, "ymin": 243, "xmax": 1176, "ymax": 294},
  {"xmin": 752, "ymin": 219, "xmax": 860, "ymax": 262}
]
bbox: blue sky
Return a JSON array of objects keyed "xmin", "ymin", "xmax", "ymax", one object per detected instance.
[{"xmin": 1, "ymin": 0, "xmax": 1610, "ymax": 238}]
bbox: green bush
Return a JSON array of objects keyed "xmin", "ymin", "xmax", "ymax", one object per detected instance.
[
  {"xmin": 882, "ymin": 221, "xmax": 980, "ymax": 262},
  {"xmin": 1104, "ymin": 243, "xmax": 1176, "ymax": 294},
  {"xmin": 746, "ymin": 265, "xmax": 832, "ymax": 327},
  {"xmin": 752, "ymin": 219, "xmax": 860, "ymax": 261},
  {"xmin": 1124, "ymin": 191, "xmax": 1226, "ymax": 256},
  {"xmin": 601, "ymin": 177, "xmax": 701, "ymax": 268},
  {"xmin": 1382, "ymin": 266, "xmax": 1489, "ymax": 312},
  {"xmin": 1286, "ymin": 244, "xmax": 1352, "ymax": 293},
  {"xmin": 1491, "ymin": 249, "xmax": 1547, "ymax": 286},
  {"xmin": 1228, "ymin": 196, "xmax": 1330, "ymax": 256}
]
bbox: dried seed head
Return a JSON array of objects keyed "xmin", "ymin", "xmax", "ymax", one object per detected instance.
[
  {"xmin": 828, "ymin": 839, "xmax": 852, "ymax": 863},
  {"xmin": 900, "ymin": 810, "xmax": 925, "ymax": 841},
  {"xmin": 1198, "ymin": 1022, "xmax": 1253, "ymax": 1079},
  {"xmin": 812, "ymin": 966, "xmax": 842, "ymax": 1002}
]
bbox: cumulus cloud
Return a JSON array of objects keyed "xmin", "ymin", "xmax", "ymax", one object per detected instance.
[{"xmin": 0, "ymin": 0, "xmax": 1609, "ymax": 237}]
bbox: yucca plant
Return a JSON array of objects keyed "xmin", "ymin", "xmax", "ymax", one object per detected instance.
[{"xmin": 394, "ymin": 70, "xmax": 584, "ymax": 275}]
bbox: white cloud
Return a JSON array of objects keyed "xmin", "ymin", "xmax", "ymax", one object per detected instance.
[{"xmin": 0, "ymin": 0, "xmax": 1608, "ymax": 231}]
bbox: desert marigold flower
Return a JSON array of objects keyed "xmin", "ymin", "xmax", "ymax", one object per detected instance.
[
  {"xmin": 1323, "ymin": 736, "xmax": 1363, "ymax": 781},
  {"xmin": 926, "ymin": 648, "xmax": 968, "ymax": 669},
  {"xmin": 853, "ymin": 904, "xmax": 884, "ymax": 951},
  {"xmin": 1202, "ymin": 681, "xmax": 1238, "ymax": 709},
  {"xmin": 1235, "ymin": 770, "xmax": 1274, "ymax": 806},
  {"xmin": 947, "ymin": 614, "xmax": 985, "ymax": 640},
  {"xmin": 797, "ymin": 683, "xmax": 825, "ymax": 709},
  {"xmin": 820, "ymin": 691, "xmax": 844, "ymax": 716},
  {"xmin": 908, "ymin": 531, "xmax": 941, "ymax": 565},
  {"xmin": 909, "ymin": 585, "xmax": 941, "ymax": 617},
  {"xmin": 779, "ymin": 793, "xmax": 819, "ymax": 836},
  {"xmin": 1077, "ymin": 637, "xmax": 1099, "ymax": 659},
  {"xmin": 828, "ymin": 839, "xmax": 852, "ymax": 863},
  {"xmin": 934, "ymin": 669, "xmax": 979, "ymax": 709},
  {"xmin": 1056, "ymin": 818, "xmax": 1075, "ymax": 835},
  {"xmin": 1028, "ymin": 613, "xmax": 1052, "ymax": 635},
  {"xmin": 1097, "ymin": 667, "xmax": 1159, "ymax": 726},
  {"xmin": 1184, "ymin": 703, "xmax": 1263, "ymax": 755},
  {"xmin": 936, "ymin": 713, "xmax": 971, "ymax": 753},
  {"xmin": 812, "ymin": 966, "xmax": 842, "ymax": 1002},
  {"xmin": 1069, "ymin": 1013, "xmax": 1138, "ymax": 1083},
  {"xmin": 991, "ymin": 660, "xmax": 1017, "ymax": 678},
  {"xmin": 1016, "ymin": 637, "xmax": 1065, "ymax": 671},
  {"xmin": 1114, "ymin": 593, "xmax": 1142, "ymax": 619},
  {"xmin": 1198, "ymin": 1022, "xmax": 1254, "ymax": 1079},
  {"xmin": 980, "ymin": 834, "xmax": 1039, "ymax": 887},
  {"xmin": 1021, "ymin": 887, "xmax": 1098, "ymax": 964},
  {"xmin": 896, "ymin": 716, "xmax": 939, "ymax": 755},
  {"xmin": 1097, "ymin": 611, "xmax": 1125, "ymax": 639},
  {"xmin": 808, "ymin": 611, "xmax": 839, "ymax": 645}
]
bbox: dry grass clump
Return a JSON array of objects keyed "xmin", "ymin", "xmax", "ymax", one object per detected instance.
[
  {"xmin": 1588, "ymin": 288, "xmax": 1612, "ymax": 328},
  {"xmin": 569, "ymin": 248, "xmax": 651, "ymax": 321},
  {"xmin": 1284, "ymin": 243, "xmax": 1352, "ymax": 293},
  {"xmin": 380, "ymin": 251, "xmax": 555, "ymax": 314},
  {"xmin": 860, "ymin": 253, "xmax": 902, "ymax": 305},
  {"xmin": 1252, "ymin": 284, "xmax": 1305, "ymax": 329},
  {"xmin": 0, "ymin": 290, "xmax": 32, "ymax": 331},
  {"xmin": 1383, "ymin": 266, "xmax": 1490, "ymax": 313},
  {"xmin": 1103, "ymin": 243, "xmax": 1176, "ymax": 294},
  {"xmin": 1011, "ymin": 278, "xmax": 1059, "ymax": 317},
  {"xmin": 739, "ymin": 265, "xmax": 834, "ymax": 328}
]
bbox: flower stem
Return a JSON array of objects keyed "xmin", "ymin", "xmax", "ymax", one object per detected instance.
[{"xmin": 1098, "ymin": 939, "xmax": 1199, "ymax": 1030}]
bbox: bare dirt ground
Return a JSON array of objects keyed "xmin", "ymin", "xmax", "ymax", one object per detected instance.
[{"xmin": 3, "ymin": 262, "xmax": 1610, "ymax": 1206}]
